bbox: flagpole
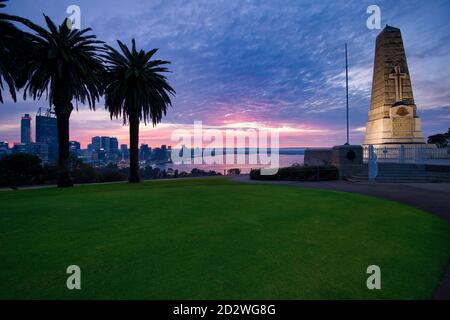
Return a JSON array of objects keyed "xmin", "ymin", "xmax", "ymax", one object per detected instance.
[{"xmin": 345, "ymin": 43, "xmax": 349, "ymax": 145}]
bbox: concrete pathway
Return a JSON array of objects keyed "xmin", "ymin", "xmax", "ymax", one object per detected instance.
[{"xmin": 232, "ymin": 175, "xmax": 450, "ymax": 300}]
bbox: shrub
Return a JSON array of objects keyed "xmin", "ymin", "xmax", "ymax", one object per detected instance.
[
  {"xmin": 99, "ymin": 170, "xmax": 127, "ymax": 182},
  {"xmin": 0, "ymin": 153, "xmax": 43, "ymax": 187},
  {"xmin": 71, "ymin": 163, "xmax": 99, "ymax": 184},
  {"xmin": 250, "ymin": 165, "xmax": 338, "ymax": 181},
  {"xmin": 40, "ymin": 165, "xmax": 58, "ymax": 184},
  {"xmin": 227, "ymin": 168, "xmax": 241, "ymax": 175}
]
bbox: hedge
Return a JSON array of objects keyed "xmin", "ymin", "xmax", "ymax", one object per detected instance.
[{"xmin": 250, "ymin": 165, "xmax": 338, "ymax": 181}]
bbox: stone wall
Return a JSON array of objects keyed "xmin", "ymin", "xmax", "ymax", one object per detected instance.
[
  {"xmin": 332, "ymin": 145, "xmax": 364, "ymax": 179},
  {"xmin": 304, "ymin": 148, "xmax": 332, "ymax": 166}
]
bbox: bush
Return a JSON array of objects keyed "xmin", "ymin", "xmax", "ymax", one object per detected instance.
[
  {"xmin": 427, "ymin": 134, "xmax": 448, "ymax": 148},
  {"xmin": 99, "ymin": 170, "xmax": 127, "ymax": 182},
  {"xmin": 40, "ymin": 165, "xmax": 58, "ymax": 184},
  {"xmin": 71, "ymin": 163, "xmax": 98, "ymax": 184},
  {"xmin": 227, "ymin": 168, "xmax": 241, "ymax": 175},
  {"xmin": 250, "ymin": 165, "xmax": 338, "ymax": 181},
  {"xmin": 0, "ymin": 153, "xmax": 43, "ymax": 187}
]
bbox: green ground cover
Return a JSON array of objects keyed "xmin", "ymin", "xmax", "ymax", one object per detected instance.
[{"xmin": 0, "ymin": 177, "xmax": 449, "ymax": 299}]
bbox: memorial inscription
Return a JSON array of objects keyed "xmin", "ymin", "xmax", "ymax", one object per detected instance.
[{"xmin": 392, "ymin": 117, "xmax": 413, "ymax": 137}]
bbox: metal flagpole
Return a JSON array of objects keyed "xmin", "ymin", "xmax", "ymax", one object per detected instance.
[{"xmin": 345, "ymin": 43, "xmax": 349, "ymax": 145}]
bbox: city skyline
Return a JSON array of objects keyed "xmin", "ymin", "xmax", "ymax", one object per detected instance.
[{"xmin": 0, "ymin": 1, "xmax": 449, "ymax": 148}]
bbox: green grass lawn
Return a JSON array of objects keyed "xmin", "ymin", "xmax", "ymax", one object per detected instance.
[{"xmin": 0, "ymin": 177, "xmax": 449, "ymax": 299}]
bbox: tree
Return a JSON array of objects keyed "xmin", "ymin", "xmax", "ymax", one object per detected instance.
[
  {"xmin": 16, "ymin": 15, "xmax": 104, "ymax": 187},
  {"xmin": 428, "ymin": 134, "xmax": 448, "ymax": 148},
  {"xmin": 0, "ymin": 0, "xmax": 31, "ymax": 103},
  {"xmin": 102, "ymin": 39, "xmax": 175, "ymax": 183}
]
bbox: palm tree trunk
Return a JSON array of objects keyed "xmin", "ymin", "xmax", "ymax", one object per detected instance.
[
  {"xmin": 53, "ymin": 76, "xmax": 74, "ymax": 188},
  {"xmin": 54, "ymin": 103, "xmax": 74, "ymax": 187},
  {"xmin": 129, "ymin": 114, "xmax": 140, "ymax": 183}
]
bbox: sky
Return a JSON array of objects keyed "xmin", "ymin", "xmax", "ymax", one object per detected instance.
[{"xmin": 1, "ymin": 0, "xmax": 449, "ymax": 148}]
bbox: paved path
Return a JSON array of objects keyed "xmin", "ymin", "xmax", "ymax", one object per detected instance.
[{"xmin": 232, "ymin": 175, "xmax": 450, "ymax": 299}]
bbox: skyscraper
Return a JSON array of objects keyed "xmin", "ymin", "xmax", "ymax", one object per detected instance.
[
  {"xmin": 21, "ymin": 114, "xmax": 32, "ymax": 144},
  {"xmin": 120, "ymin": 144, "xmax": 129, "ymax": 160},
  {"xmin": 92, "ymin": 136, "xmax": 117, "ymax": 152},
  {"xmin": 110, "ymin": 137, "xmax": 119, "ymax": 153},
  {"xmin": 91, "ymin": 136, "xmax": 101, "ymax": 151},
  {"xmin": 69, "ymin": 141, "xmax": 81, "ymax": 156},
  {"xmin": 101, "ymin": 136, "xmax": 111, "ymax": 152},
  {"xmin": 36, "ymin": 108, "xmax": 58, "ymax": 163},
  {"xmin": 140, "ymin": 144, "xmax": 151, "ymax": 161},
  {"xmin": 0, "ymin": 141, "xmax": 11, "ymax": 158}
]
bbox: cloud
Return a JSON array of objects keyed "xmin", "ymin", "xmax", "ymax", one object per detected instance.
[
  {"xmin": 353, "ymin": 126, "xmax": 366, "ymax": 132},
  {"xmin": 1, "ymin": 0, "xmax": 450, "ymax": 147},
  {"xmin": 325, "ymin": 65, "xmax": 373, "ymax": 98}
]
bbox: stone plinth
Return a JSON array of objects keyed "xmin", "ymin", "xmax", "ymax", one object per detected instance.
[
  {"xmin": 364, "ymin": 105, "xmax": 425, "ymax": 145},
  {"xmin": 332, "ymin": 145, "xmax": 363, "ymax": 179}
]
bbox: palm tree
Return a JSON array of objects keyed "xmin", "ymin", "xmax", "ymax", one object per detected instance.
[
  {"xmin": 0, "ymin": 0, "xmax": 30, "ymax": 103},
  {"xmin": 102, "ymin": 39, "xmax": 175, "ymax": 183},
  {"xmin": 17, "ymin": 15, "xmax": 104, "ymax": 187}
]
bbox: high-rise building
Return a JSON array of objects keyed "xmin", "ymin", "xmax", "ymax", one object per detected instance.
[
  {"xmin": 120, "ymin": 144, "xmax": 129, "ymax": 160},
  {"xmin": 36, "ymin": 108, "xmax": 58, "ymax": 163},
  {"xmin": 31, "ymin": 142, "xmax": 49, "ymax": 164},
  {"xmin": 91, "ymin": 136, "xmax": 101, "ymax": 151},
  {"xmin": 140, "ymin": 144, "xmax": 151, "ymax": 161},
  {"xmin": 101, "ymin": 136, "xmax": 111, "ymax": 152},
  {"xmin": 21, "ymin": 114, "xmax": 32, "ymax": 144},
  {"xmin": 167, "ymin": 145, "xmax": 172, "ymax": 162},
  {"xmin": 110, "ymin": 137, "xmax": 119, "ymax": 153},
  {"xmin": 11, "ymin": 141, "xmax": 49, "ymax": 164},
  {"xmin": 69, "ymin": 141, "xmax": 81, "ymax": 150},
  {"xmin": 161, "ymin": 144, "xmax": 168, "ymax": 161},
  {"xmin": 69, "ymin": 141, "xmax": 81, "ymax": 156},
  {"xmin": 92, "ymin": 136, "xmax": 118, "ymax": 153},
  {"xmin": 0, "ymin": 141, "xmax": 11, "ymax": 158},
  {"xmin": 12, "ymin": 143, "xmax": 30, "ymax": 154}
]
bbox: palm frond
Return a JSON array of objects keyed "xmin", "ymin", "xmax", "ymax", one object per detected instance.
[
  {"xmin": 18, "ymin": 15, "xmax": 105, "ymax": 110},
  {"xmin": 102, "ymin": 39, "xmax": 175, "ymax": 126},
  {"xmin": 0, "ymin": 0, "xmax": 33, "ymax": 103}
]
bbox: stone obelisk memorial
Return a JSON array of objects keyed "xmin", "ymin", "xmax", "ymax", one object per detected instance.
[{"xmin": 363, "ymin": 25, "xmax": 425, "ymax": 146}]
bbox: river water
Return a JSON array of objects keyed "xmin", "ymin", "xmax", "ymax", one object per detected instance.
[{"xmin": 153, "ymin": 154, "xmax": 305, "ymax": 174}]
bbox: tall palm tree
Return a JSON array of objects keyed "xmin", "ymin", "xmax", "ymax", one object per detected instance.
[
  {"xmin": 17, "ymin": 15, "xmax": 104, "ymax": 187},
  {"xmin": 102, "ymin": 39, "xmax": 175, "ymax": 183},
  {"xmin": 0, "ymin": 0, "xmax": 30, "ymax": 103}
]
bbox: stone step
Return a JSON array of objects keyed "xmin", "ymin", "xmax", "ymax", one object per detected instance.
[
  {"xmin": 351, "ymin": 174, "xmax": 449, "ymax": 179},
  {"xmin": 347, "ymin": 177, "xmax": 440, "ymax": 183},
  {"xmin": 347, "ymin": 163, "xmax": 450, "ymax": 182},
  {"xmin": 352, "ymin": 172, "xmax": 450, "ymax": 177},
  {"xmin": 348, "ymin": 175, "xmax": 450, "ymax": 182},
  {"xmin": 376, "ymin": 177, "xmax": 435, "ymax": 181}
]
